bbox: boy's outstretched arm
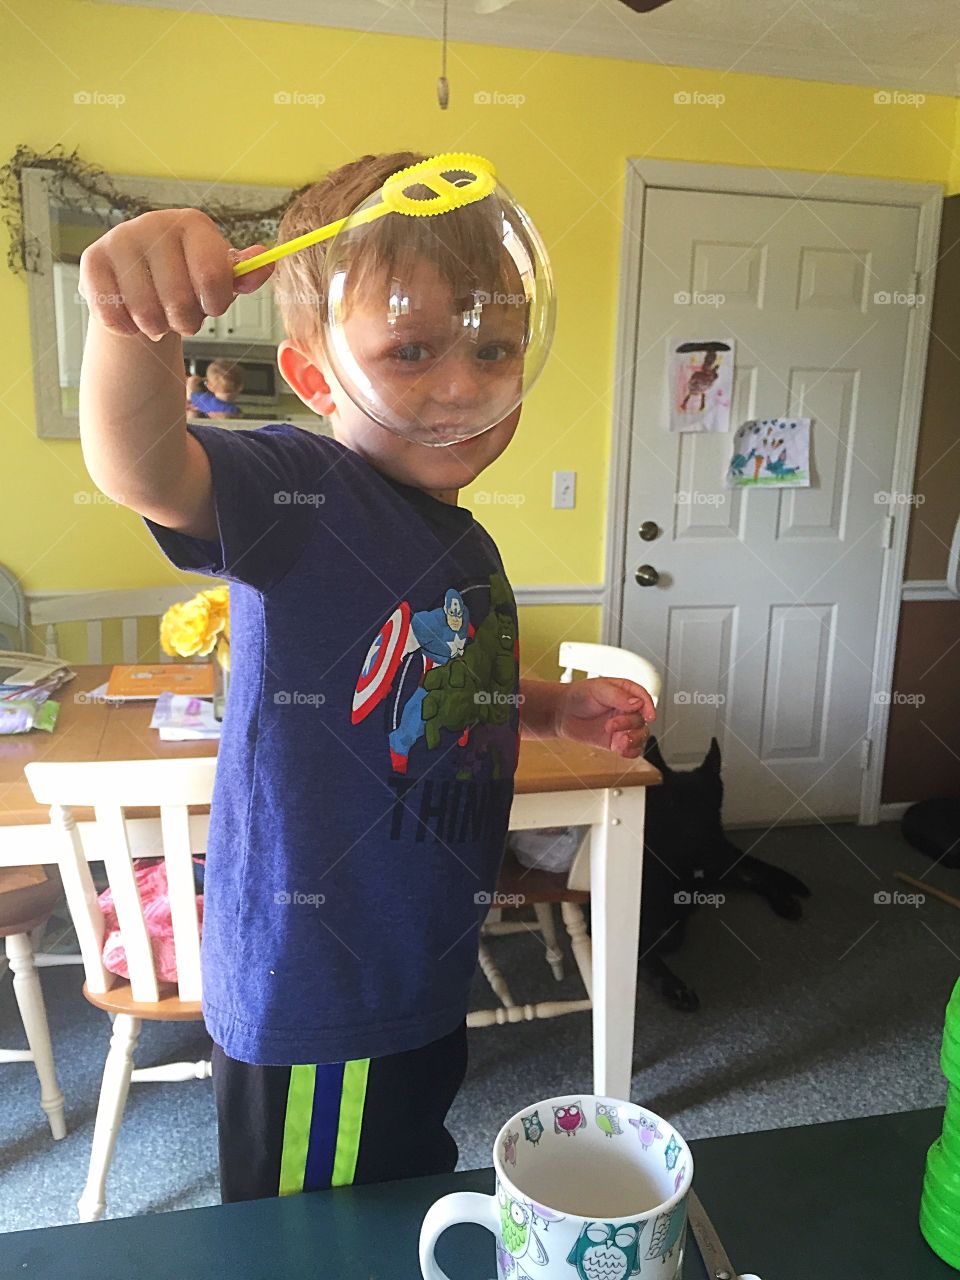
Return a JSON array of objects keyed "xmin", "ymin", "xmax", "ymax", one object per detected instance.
[
  {"xmin": 518, "ymin": 677, "xmax": 563, "ymax": 739},
  {"xmin": 78, "ymin": 210, "xmax": 272, "ymax": 540},
  {"xmin": 519, "ymin": 676, "xmax": 655, "ymax": 758},
  {"xmin": 80, "ymin": 324, "xmax": 217, "ymax": 539}
]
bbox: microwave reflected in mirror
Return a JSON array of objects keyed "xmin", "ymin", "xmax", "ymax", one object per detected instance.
[{"xmin": 183, "ymin": 349, "xmax": 281, "ymax": 419}]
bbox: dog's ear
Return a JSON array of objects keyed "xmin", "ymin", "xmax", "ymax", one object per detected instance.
[
  {"xmin": 699, "ymin": 736, "xmax": 722, "ymax": 775},
  {"xmin": 644, "ymin": 735, "xmax": 672, "ymax": 775}
]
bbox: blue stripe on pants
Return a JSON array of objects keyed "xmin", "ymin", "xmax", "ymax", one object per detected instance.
[{"xmin": 302, "ymin": 1061, "xmax": 346, "ymax": 1191}]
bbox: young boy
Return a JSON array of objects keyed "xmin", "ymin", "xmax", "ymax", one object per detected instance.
[
  {"xmin": 78, "ymin": 150, "xmax": 655, "ymax": 1202},
  {"xmin": 186, "ymin": 359, "xmax": 244, "ymax": 420}
]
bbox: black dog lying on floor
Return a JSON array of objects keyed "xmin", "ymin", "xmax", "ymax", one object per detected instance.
[{"xmin": 638, "ymin": 735, "xmax": 811, "ymax": 1011}]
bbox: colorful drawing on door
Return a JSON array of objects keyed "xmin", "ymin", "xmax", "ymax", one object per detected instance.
[
  {"xmin": 726, "ymin": 417, "xmax": 811, "ymax": 488},
  {"xmin": 668, "ymin": 339, "xmax": 734, "ymax": 433}
]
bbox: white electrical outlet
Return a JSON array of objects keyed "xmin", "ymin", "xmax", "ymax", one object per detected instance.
[{"xmin": 552, "ymin": 470, "xmax": 576, "ymax": 509}]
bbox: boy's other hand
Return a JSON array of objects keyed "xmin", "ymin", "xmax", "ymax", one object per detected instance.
[
  {"xmin": 554, "ymin": 677, "xmax": 656, "ymax": 758},
  {"xmin": 78, "ymin": 209, "xmax": 274, "ymax": 342}
]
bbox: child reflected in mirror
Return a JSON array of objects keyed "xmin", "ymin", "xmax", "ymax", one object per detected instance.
[{"xmin": 186, "ymin": 359, "xmax": 243, "ymax": 420}]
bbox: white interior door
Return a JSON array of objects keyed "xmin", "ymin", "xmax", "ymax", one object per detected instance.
[{"xmin": 618, "ymin": 187, "xmax": 922, "ymax": 825}]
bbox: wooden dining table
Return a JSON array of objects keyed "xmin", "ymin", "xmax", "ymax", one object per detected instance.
[{"xmin": 0, "ymin": 664, "xmax": 661, "ymax": 1099}]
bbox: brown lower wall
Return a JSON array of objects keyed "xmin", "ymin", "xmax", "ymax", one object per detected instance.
[{"xmin": 881, "ymin": 599, "xmax": 960, "ymax": 804}]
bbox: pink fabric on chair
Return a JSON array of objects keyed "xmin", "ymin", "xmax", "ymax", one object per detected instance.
[{"xmin": 98, "ymin": 859, "xmax": 204, "ymax": 985}]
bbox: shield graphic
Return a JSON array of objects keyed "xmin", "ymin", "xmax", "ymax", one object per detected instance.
[{"xmin": 351, "ymin": 601, "xmax": 414, "ymax": 725}]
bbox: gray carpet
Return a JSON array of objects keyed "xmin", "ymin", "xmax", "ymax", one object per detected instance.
[{"xmin": 1, "ymin": 821, "xmax": 956, "ymax": 1232}]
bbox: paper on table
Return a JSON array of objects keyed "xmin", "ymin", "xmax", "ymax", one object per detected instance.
[
  {"xmin": 75, "ymin": 681, "xmax": 123, "ymax": 704},
  {"xmin": 149, "ymin": 692, "xmax": 221, "ymax": 741}
]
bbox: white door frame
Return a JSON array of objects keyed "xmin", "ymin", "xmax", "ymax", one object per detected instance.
[{"xmin": 604, "ymin": 159, "xmax": 943, "ymax": 826}]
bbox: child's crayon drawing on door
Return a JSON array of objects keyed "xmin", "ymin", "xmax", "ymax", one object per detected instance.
[
  {"xmin": 726, "ymin": 417, "xmax": 811, "ymax": 488},
  {"xmin": 668, "ymin": 339, "xmax": 734, "ymax": 433}
]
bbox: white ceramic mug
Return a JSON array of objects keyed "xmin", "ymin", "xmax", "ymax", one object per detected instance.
[{"xmin": 420, "ymin": 1094, "xmax": 693, "ymax": 1280}]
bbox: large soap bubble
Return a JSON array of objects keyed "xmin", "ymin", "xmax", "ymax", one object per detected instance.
[{"xmin": 319, "ymin": 153, "xmax": 555, "ymax": 447}]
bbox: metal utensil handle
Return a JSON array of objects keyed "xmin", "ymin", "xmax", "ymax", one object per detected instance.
[{"xmin": 687, "ymin": 1189, "xmax": 739, "ymax": 1280}]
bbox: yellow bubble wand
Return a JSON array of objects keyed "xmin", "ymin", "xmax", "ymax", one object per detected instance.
[{"xmin": 232, "ymin": 152, "xmax": 497, "ymax": 279}]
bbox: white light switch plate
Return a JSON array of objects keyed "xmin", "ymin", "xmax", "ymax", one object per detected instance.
[{"xmin": 552, "ymin": 470, "xmax": 576, "ymax": 509}]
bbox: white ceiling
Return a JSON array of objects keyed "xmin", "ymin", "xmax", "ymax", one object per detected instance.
[{"xmin": 105, "ymin": 0, "xmax": 960, "ymax": 96}]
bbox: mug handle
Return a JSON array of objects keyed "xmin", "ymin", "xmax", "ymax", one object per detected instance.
[{"xmin": 418, "ymin": 1191, "xmax": 499, "ymax": 1280}]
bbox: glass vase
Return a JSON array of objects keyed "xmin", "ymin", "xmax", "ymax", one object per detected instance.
[{"xmin": 213, "ymin": 657, "xmax": 230, "ymax": 722}]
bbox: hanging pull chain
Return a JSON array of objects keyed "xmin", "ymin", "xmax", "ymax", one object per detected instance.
[{"xmin": 437, "ymin": 0, "xmax": 450, "ymax": 108}]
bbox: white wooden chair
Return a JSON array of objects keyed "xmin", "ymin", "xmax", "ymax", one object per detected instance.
[
  {"xmin": 24, "ymin": 757, "xmax": 216, "ymax": 1222},
  {"xmin": 25, "ymin": 587, "xmax": 194, "ymax": 971},
  {"xmin": 0, "ymin": 562, "xmax": 28, "ymax": 651},
  {"xmin": 469, "ymin": 642, "xmax": 661, "ymax": 1029},
  {"xmin": 0, "ymin": 865, "xmax": 67, "ymax": 1140},
  {"xmin": 23, "ymin": 583, "xmax": 196, "ymax": 956},
  {"xmin": 28, "ymin": 587, "xmax": 191, "ymax": 663}
]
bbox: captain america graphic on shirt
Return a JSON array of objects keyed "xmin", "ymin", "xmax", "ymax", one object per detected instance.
[{"xmin": 351, "ymin": 570, "xmax": 519, "ymax": 780}]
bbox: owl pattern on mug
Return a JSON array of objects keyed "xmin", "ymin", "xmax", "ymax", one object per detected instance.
[
  {"xmin": 595, "ymin": 1102, "xmax": 623, "ymax": 1138},
  {"xmin": 628, "ymin": 1114, "xmax": 664, "ymax": 1151},
  {"xmin": 522, "ymin": 1110, "xmax": 545, "ymax": 1146},
  {"xmin": 567, "ymin": 1220, "xmax": 645, "ymax": 1279},
  {"xmin": 497, "ymin": 1182, "xmax": 549, "ymax": 1278},
  {"xmin": 644, "ymin": 1204, "xmax": 687, "ymax": 1263},
  {"xmin": 553, "ymin": 1101, "xmax": 587, "ymax": 1136},
  {"xmin": 503, "ymin": 1129, "xmax": 520, "ymax": 1167}
]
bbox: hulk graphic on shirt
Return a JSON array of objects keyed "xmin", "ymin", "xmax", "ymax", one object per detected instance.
[
  {"xmin": 356, "ymin": 571, "xmax": 518, "ymax": 777},
  {"xmin": 420, "ymin": 571, "xmax": 518, "ymax": 747}
]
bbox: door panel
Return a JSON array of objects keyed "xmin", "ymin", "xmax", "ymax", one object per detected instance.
[{"xmin": 619, "ymin": 188, "xmax": 919, "ymax": 823}]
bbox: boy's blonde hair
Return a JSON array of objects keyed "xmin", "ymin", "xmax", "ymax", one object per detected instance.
[
  {"xmin": 205, "ymin": 360, "xmax": 243, "ymax": 393},
  {"xmin": 273, "ymin": 150, "xmax": 523, "ymax": 355}
]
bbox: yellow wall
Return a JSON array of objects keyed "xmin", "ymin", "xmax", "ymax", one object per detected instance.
[{"xmin": 3, "ymin": 1, "xmax": 957, "ymax": 674}]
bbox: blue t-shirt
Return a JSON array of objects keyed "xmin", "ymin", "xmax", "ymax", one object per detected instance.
[
  {"xmin": 144, "ymin": 422, "xmax": 521, "ymax": 1065},
  {"xmin": 189, "ymin": 390, "xmax": 241, "ymax": 417}
]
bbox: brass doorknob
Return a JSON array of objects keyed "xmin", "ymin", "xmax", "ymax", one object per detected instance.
[{"xmin": 634, "ymin": 564, "xmax": 660, "ymax": 587}]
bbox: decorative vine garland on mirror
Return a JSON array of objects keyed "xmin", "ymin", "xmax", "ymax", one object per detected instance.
[{"xmin": 0, "ymin": 143, "xmax": 300, "ymax": 274}]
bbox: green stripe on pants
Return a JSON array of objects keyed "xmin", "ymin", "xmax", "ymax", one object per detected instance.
[
  {"xmin": 331, "ymin": 1057, "xmax": 370, "ymax": 1187},
  {"xmin": 278, "ymin": 1064, "xmax": 316, "ymax": 1195}
]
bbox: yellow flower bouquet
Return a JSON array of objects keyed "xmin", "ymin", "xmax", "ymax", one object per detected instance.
[{"xmin": 160, "ymin": 586, "xmax": 230, "ymax": 717}]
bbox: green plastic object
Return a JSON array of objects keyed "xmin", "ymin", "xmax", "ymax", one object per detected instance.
[{"xmin": 920, "ymin": 974, "xmax": 960, "ymax": 1268}]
